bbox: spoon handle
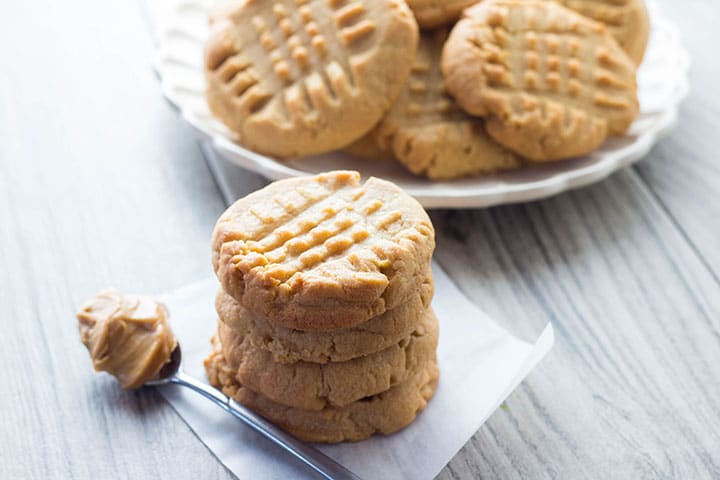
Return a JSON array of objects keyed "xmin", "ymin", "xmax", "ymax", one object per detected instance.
[{"xmin": 168, "ymin": 371, "xmax": 362, "ymax": 480}]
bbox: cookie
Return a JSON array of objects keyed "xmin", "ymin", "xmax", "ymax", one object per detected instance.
[
  {"xmin": 376, "ymin": 30, "xmax": 522, "ymax": 179},
  {"xmin": 216, "ymin": 306, "xmax": 438, "ymax": 410},
  {"xmin": 557, "ymin": 0, "xmax": 650, "ymax": 65},
  {"xmin": 205, "ymin": 345, "xmax": 439, "ymax": 443},
  {"xmin": 406, "ymin": 0, "xmax": 477, "ymax": 29},
  {"xmin": 205, "ymin": 0, "xmax": 419, "ymax": 158},
  {"xmin": 342, "ymin": 130, "xmax": 396, "ymax": 162},
  {"xmin": 212, "ymin": 171, "xmax": 435, "ymax": 331},
  {"xmin": 442, "ymin": 0, "xmax": 639, "ymax": 161},
  {"xmin": 215, "ymin": 269, "xmax": 433, "ymax": 364}
]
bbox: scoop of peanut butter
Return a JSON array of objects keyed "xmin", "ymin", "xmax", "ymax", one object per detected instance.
[{"xmin": 77, "ymin": 290, "xmax": 177, "ymax": 389}]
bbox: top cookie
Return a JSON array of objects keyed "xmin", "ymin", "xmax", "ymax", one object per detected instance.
[
  {"xmin": 557, "ymin": 0, "xmax": 650, "ymax": 65},
  {"xmin": 376, "ymin": 29, "xmax": 522, "ymax": 179},
  {"xmin": 405, "ymin": 0, "xmax": 477, "ymax": 29},
  {"xmin": 442, "ymin": 0, "xmax": 639, "ymax": 161},
  {"xmin": 205, "ymin": 0, "xmax": 419, "ymax": 158},
  {"xmin": 212, "ymin": 171, "xmax": 435, "ymax": 331}
]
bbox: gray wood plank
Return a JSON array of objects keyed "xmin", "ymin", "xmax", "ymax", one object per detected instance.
[
  {"xmin": 633, "ymin": 0, "xmax": 720, "ymax": 275},
  {"xmin": 432, "ymin": 170, "xmax": 720, "ymax": 479},
  {"xmin": 0, "ymin": 1, "xmax": 232, "ymax": 478}
]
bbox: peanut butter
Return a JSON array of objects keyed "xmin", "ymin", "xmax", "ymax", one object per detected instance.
[{"xmin": 77, "ymin": 290, "xmax": 177, "ymax": 389}]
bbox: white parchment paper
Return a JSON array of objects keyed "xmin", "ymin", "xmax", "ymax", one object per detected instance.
[{"xmin": 157, "ymin": 261, "xmax": 553, "ymax": 480}]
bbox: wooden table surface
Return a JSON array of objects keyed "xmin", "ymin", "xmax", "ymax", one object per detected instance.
[{"xmin": 2, "ymin": 0, "xmax": 719, "ymax": 478}]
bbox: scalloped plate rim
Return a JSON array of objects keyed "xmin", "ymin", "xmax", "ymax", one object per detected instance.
[{"xmin": 154, "ymin": 0, "xmax": 690, "ymax": 208}]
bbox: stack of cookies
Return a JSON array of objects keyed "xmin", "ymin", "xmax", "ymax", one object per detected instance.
[
  {"xmin": 205, "ymin": 0, "xmax": 647, "ymax": 180},
  {"xmin": 204, "ymin": 171, "xmax": 438, "ymax": 443}
]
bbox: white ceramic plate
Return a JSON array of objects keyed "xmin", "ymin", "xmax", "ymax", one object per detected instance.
[{"xmin": 154, "ymin": 0, "xmax": 689, "ymax": 208}]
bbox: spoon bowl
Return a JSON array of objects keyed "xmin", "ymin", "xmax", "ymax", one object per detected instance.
[{"xmin": 146, "ymin": 345, "xmax": 182, "ymax": 386}]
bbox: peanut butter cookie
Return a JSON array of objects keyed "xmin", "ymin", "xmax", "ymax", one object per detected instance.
[
  {"xmin": 377, "ymin": 30, "xmax": 521, "ymax": 179},
  {"xmin": 205, "ymin": 344, "xmax": 439, "ymax": 443},
  {"xmin": 215, "ymin": 269, "xmax": 433, "ymax": 364},
  {"xmin": 212, "ymin": 171, "xmax": 435, "ymax": 331},
  {"xmin": 205, "ymin": 0, "xmax": 419, "ymax": 158},
  {"xmin": 216, "ymin": 307, "xmax": 438, "ymax": 410},
  {"xmin": 442, "ymin": 0, "xmax": 639, "ymax": 161},
  {"xmin": 557, "ymin": 0, "xmax": 650, "ymax": 65},
  {"xmin": 342, "ymin": 130, "xmax": 396, "ymax": 162}
]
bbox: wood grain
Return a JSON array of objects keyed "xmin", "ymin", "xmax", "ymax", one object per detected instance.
[
  {"xmin": 633, "ymin": 1, "xmax": 720, "ymax": 276},
  {"xmin": 0, "ymin": 0, "xmax": 231, "ymax": 478},
  {"xmin": 432, "ymin": 170, "xmax": 720, "ymax": 479},
  {"xmin": 1, "ymin": 0, "xmax": 719, "ymax": 479}
]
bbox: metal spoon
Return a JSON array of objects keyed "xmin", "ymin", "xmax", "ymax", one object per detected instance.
[{"xmin": 147, "ymin": 345, "xmax": 362, "ymax": 480}]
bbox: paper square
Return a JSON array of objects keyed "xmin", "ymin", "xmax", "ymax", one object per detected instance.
[{"xmin": 158, "ymin": 262, "xmax": 553, "ymax": 479}]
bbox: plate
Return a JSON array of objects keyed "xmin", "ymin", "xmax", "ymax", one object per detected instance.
[{"xmin": 154, "ymin": 0, "xmax": 689, "ymax": 208}]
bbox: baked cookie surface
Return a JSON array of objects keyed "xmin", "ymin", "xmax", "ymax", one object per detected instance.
[
  {"xmin": 215, "ymin": 269, "xmax": 433, "ymax": 364},
  {"xmin": 205, "ymin": 345, "xmax": 439, "ymax": 443},
  {"xmin": 442, "ymin": 0, "xmax": 639, "ymax": 161},
  {"xmin": 557, "ymin": 0, "xmax": 649, "ymax": 65},
  {"xmin": 342, "ymin": 130, "xmax": 396, "ymax": 162},
  {"xmin": 204, "ymin": 0, "xmax": 418, "ymax": 158},
  {"xmin": 216, "ymin": 307, "xmax": 438, "ymax": 410},
  {"xmin": 377, "ymin": 30, "xmax": 521, "ymax": 179},
  {"xmin": 406, "ymin": 0, "xmax": 477, "ymax": 29},
  {"xmin": 212, "ymin": 171, "xmax": 435, "ymax": 331}
]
